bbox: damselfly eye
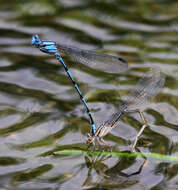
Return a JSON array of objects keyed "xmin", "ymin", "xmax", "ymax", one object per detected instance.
[
  {"xmin": 86, "ymin": 134, "xmax": 93, "ymax": 143},
  {"xmin": 87, "ymin": 138, "xmax": 92, "ymax": 143}
]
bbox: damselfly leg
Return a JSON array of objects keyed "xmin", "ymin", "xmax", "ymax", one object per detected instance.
[{"xmin": 123, "ymin": 109, "xmax": 148, "ymax": 151}]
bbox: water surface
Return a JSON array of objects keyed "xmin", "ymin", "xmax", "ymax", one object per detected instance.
[{"xmin": 0, "ymin": 0, "xmax": 178, "ymax": 189}]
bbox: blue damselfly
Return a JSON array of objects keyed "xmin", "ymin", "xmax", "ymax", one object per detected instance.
[{"xmin": 32, "ymin": 35, "xmax": 128, "ymax": 136}]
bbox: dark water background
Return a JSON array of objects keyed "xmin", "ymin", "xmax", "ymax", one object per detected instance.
[{"xmin": 0, "ymin": 0, "xmax": 178, "ymax": 189}]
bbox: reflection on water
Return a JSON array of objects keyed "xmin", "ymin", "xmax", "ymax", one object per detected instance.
[
  {"xmin": 82, "ymin": 152, "xmax": 146, "ymax": 189},
  {"xmin": 0, "ymin": 0, "xmax": 178, "ymax": 189}
]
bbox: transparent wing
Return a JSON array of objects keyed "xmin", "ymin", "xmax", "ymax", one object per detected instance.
[
  {"xmin": 104, "ymin": 68, "xmax": 165, "ymax": 125},
  {"xmin": 56, "ymin": 44, "xmax": 128, "ymax": 74},
  {"xmin": 122, "ymin": 67, "xmax": 165, "ymax": 110}
]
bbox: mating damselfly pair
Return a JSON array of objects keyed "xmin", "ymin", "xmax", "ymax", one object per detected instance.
[{"xmin": 32, "ymin": 35, "xmax": 165, "ymax": 151}]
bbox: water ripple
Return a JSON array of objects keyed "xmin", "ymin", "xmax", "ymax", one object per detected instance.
[{"xmin": 0, "ymin": 0, "xmax": 177, "ymax": 189}]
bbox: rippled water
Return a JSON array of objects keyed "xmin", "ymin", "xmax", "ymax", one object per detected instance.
[{"xmin": 0, "ymin": 0, "xmax": 178, "ymax": 189}]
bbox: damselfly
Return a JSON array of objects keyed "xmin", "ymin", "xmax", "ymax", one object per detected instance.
[
  {"xmin": 32, "ymin": 35, "xmax": 128, "ymax": 136},
  {"xmin": 87, "ymin": 68, "xmax": 165, "ymax": 151}
]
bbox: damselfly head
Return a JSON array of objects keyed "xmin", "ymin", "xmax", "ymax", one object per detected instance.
[
  {"xmin": 86, "ymin": 133, "xmax": 95, "ymax": 144},
  {"xmin": 32, "ymin": 35, "xmax": 41, "ymax": 47}
]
